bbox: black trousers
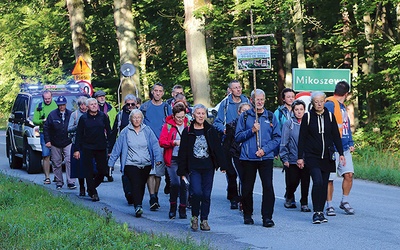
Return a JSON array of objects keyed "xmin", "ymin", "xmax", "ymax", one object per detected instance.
[
  {"xmin": 307, "ymin": 157, "xmax": 333, "ymax": 212},
  {"xmin": 285, "ymin": 164, "xmax": 311, "ymax": 205},
  {"xmin": 223, "ymin": 147, "xmax": 239, "ymax": 201},
  {"xmin": 240, "ymin": 159, "xmax": 275, "ymax": 220},
  {"xmin": 124, "ymin": 165, "xmax": 151, "ymax": 207},
  {"xmin": 82, "ymin": 148, "xmax": 107, "ymax": 196}
]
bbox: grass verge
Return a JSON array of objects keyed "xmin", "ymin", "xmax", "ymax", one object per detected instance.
[
  {"xmin": 0, "ymin": 174, "xmax": 208, "ymax": 249},
  {"xmin": 353, "ymin": 147, "xmax": 400, "ymax": 186}
]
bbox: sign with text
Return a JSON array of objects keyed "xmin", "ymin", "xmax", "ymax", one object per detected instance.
[
  {"xmin": 237, "ymin": 45, "xmax": 271, "ymax": 70},
  {"xmin": 292, "ymin": 68, "xmax": 351, "ymax": 92}
]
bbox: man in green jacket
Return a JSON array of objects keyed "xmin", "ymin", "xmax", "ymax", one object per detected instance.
[{"xmin": 33, "ymin": 90, "xmax": 57, "ymax": 184}]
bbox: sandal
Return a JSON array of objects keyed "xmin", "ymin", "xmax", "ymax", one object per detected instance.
[
  {"xmin": 339, "ymin": 202, "xmax": 355, "ymax": 215},
  {"xmin": 44, "ymin": 178, "xmax": 51, "ymax": 185}
]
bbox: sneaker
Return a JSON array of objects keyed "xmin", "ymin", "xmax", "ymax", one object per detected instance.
[
  {"xmin": 150, "ymin": 197, "xmax": 158, "ymax": 211},
  {"xmin": 191, "ymin": 216, "xmax": 199, "ymax": 231},
  {"xmin": 319, "ymin": 212, "xmax": 328, "ymax": 223},
  {"xmin": 326, "ymin": 206, "xmax": 336, "ymax": 216},
  {"xmin": 312, "ymin": 212, "xmax": 321, "ymax": 224},
  {"xmin": 56, "ymin": 185, "xmax": 62, "ymax": 190},
  {"xmin": 230, "ymin": 200, "xmax": 238, "ymax": 210},
  {"xmin": 301, "ymin": 205, "xmax": 311, "ymax": 212},
  {"xmin": 263, "ymin": 219, "xmax": 275, "ymax": 228},
  {"xmin": 339, "ymin": 202, "xmax": 355, "ymax": 215},
  {"xmin": 135, "ymin": 206, "xmax": 143, "ymax": 218},
  {"xmin": 92, "ymin": 194, "xmax": 100, "ymax": 202},
  {"xmin": 284, "ymin": 198, "xmax": 297, "ymax": 208},
  {"xmin": 67, "ymin": 183, "xmax": 77, "ymax": 190},
  {"xmin": 178, "ymin": 205, "xmax": 187, "ymax": 219},
  {"xmin": 107, "ymin": 175, "xmax": 114, "ymax": 182},
  {"xmin": 244, "ymin": 216, "xmax": 254, "ymax": 225},
  {"xmin": 200, "ymin": 220, "xmax": 210, "ymax": 231}
]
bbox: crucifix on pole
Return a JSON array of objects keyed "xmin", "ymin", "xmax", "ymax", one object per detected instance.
[{"xmin": 231, "ymin": 9, "xmax": 274, "ymax": 149}]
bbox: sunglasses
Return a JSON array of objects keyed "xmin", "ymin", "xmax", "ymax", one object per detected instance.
[{"xmin": 126, "ymin": 103, "xmax": 136, "ymax": 106}]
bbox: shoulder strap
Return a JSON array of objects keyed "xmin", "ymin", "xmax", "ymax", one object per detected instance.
[
  {"xmin": 141, "ymin": 101, "xmax": 150, "ymax": 117},
  {"xmin": 267, "ymin": 110, "xmax": 274, "ymax": 128},
  {"xmin": 243, "ymin": 111, "xmax": 248, "ymax": 125},
  {"xmin": 163, "ymin": 102, "xmax": 169, "ymax": 117},
  {"xmin": 307, "ymin": 112, "xmax": 310, "ymax": 125},
  {"xmin": 37, "ymin": 102, "xmax": 43, "ymax": 112},
  {"xmin": 117, "ymin": 111, "xmax": 123, "ymax": 134}
]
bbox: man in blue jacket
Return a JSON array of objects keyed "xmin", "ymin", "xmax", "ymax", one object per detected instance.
[
  {"xmin": 213, "ymin": 80, "xmax": 250, "ymax": 210},
  {"xmin": 43, "ymin": 96, "xmax": 75, "ymax": 190},
  {"xmin": 235, "ymin": 89, "xmax": 281, "ymax": 228}
]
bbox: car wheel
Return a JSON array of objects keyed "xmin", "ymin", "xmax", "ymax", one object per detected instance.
[
  {"xmin": 6, "ymin": 136, "xmax": 22, "ymax": 169},
  {"xmin": 24, "ymin": 143, "xmax": 42, "ymax": 174}
]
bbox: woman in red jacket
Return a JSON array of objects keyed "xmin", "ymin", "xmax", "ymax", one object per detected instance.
[{"xmin": 159, "ymin": 103, "xmax": 190, "ymax": 219}]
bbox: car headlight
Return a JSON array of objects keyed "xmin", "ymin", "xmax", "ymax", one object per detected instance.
[{"xmin": 34, "ymin": 126, "xmax": 40, "ymax": 137}]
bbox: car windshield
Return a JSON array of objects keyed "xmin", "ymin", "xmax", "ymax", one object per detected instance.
[{"xmin": 28, "ymin": 95, "xmax": 83, "ymax": 119}]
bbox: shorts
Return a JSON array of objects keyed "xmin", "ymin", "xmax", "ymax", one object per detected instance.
[
  {"xmin": 149, "ymin": 162, "xmax": 165, "ymax": 177},
  {"xmin": 329, "ymin": 149, "xmax": 354, "ymax": 181},
  {"xmin": 40, "ymin": 133, "xmax": 51, "ymax": 157}
]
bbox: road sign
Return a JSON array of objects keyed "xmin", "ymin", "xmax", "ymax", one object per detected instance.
[
  {"xmin": 72, "ymin": 55, "xmax": 92, "ymax": 75},
  {"xmin": 237, "ymin": 45, "xmax": 271, "ymax": 70},
  {"xmin": 76, "ymin": 80, "xmax": 93, "ymax": 97},
  {"xmin": 292, "ymin": 68, "xmax": 351, "ymax": 92}
]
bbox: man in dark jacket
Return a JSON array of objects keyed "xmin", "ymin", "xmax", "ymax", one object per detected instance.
[
  {"xmin": 73, "ymin": 98, "xmax": 111, "ymax": 202},
  {"xmin": 43, "ymin": 96, "xmax": 75, "ymax": 190}
]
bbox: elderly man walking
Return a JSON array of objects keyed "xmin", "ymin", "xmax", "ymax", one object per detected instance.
[{"xmin": 43, "ymin": 96, "xmax": 75, "ymax": 190}]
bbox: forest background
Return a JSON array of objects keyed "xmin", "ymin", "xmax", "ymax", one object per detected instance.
[{"xmin": 1, "ymin": 0, "xmax": 400, "ymax": 153}]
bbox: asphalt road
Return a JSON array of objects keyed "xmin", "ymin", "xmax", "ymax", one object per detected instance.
[{"xmin": 1, "ymin": 130, "xmax": 399, "ymax": 249}]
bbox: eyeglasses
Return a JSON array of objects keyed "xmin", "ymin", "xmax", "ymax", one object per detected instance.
[
  {"xmin": 126, "ymin": 103, "xmax": 136, "ymax": 106},
  {"xmin": 313, "ymin": 100, "xmax": 325, "ymax": 105}
]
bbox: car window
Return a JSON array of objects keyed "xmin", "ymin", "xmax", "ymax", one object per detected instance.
[{"xmin": 29, "ymin": 97, "xmax": 42, "ymax": 119}]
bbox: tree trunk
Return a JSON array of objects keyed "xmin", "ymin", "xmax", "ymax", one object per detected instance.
[
  {"xmin": 284, "ymin": 27, "xmax": 292, "ymax": 88},
  {"xmin": 138, "ymin": 33, "xmax": 150, "ymax": 101},
  {"xmin": 114, "ymin": 0, "xmax": 140, "ymax": 105},
  {"xmin": 362, "ymin": 12, "xmax": 375, "ymax": 122},
  {"xmin": 275, "ymin": 29, "xmax": 286, "ymax": 103},
  {"xmin": 183, "ymin": 0, "xmax": 211, "ymax": 107},
  {"xmin": 66, "ymin": 0, "xmax": 91, "ymax": 67},
  {"xmin": 293, "ymin": 0, "xmax": 306, "ymax": 68}
]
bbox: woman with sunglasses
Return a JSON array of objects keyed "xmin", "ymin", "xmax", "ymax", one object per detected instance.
[{"xmin": 280, "ymin": 100, "xmax": 311, "ymax": 212}]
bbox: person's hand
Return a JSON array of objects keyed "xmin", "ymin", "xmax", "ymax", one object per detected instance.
[
  {"xmin": 174, "ymin": 140, "xmax": 180, "ymax": 146},
  {"xmin": 252, "ymin": 122, "xmax": 260, "ymax": 133},
  {"xmin": 349, "ymin": 146, "xmax": 355, "ymax": 153},
  {"xmin": 297, "ymin": 159, "xmax": 304, "ymax": 169},
  {"xmin": 255, "ymin": 148, "xmax": 265, "ymax": 158},
  {"xmin": 339, "ymin": 155, "xmax": 346, "ymax": 166},
  {"xmin": 284, "ymin": 161, "xmax": 289, "ymax": 168},
  {"xmin": 45, "ymin": 142, "xmax": 51, "ymax": 148},
  {"xmin": 73, "ymin": 151, "xmax": 80, "ymax": 160}
]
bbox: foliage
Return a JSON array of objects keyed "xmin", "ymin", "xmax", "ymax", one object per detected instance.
[{"xmin": 0, "ymin": 174, "xmax": 209, "ymax": 249}]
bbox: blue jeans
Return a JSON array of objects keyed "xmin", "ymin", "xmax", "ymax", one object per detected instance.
[
  {"xmin": 189, "ymin": 168, "xmax": 215, "ymax": 221},
  {"xmin": 167, "ymin": 158, "xmax": 187, "ymax": 206}
]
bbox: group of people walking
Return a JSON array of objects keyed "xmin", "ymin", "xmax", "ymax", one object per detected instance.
[{"xmin": 34, "ymin": 79, "xmax": 355, "ymax": 230}]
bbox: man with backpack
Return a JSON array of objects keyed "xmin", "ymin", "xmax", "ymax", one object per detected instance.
[
  {"xmin": 213, "ymin": 80, "xmax": 250, "ymax": 210},
  {"xmin": 33, "ymin": 90, "xmax": 58, "ymax": 185},
  {"xmin": 140, "ymin": 83, "xmax": 172, "ymax": 211},
  {"xmin": 325, "ymin": 81, "xmax": 355, "ymax": 216}
]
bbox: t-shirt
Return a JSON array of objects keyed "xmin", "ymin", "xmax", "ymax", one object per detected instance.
[
  {"xmin": 189, "ymin": 129, "xmax": 213, "ymax": 170},
  {"xmin": 142, "ymin": 101, "xmax": 170, "ymax": 139},
  {"xmin": 172, "ymin": 124, "xmax": 184, "ymax": 157}
]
